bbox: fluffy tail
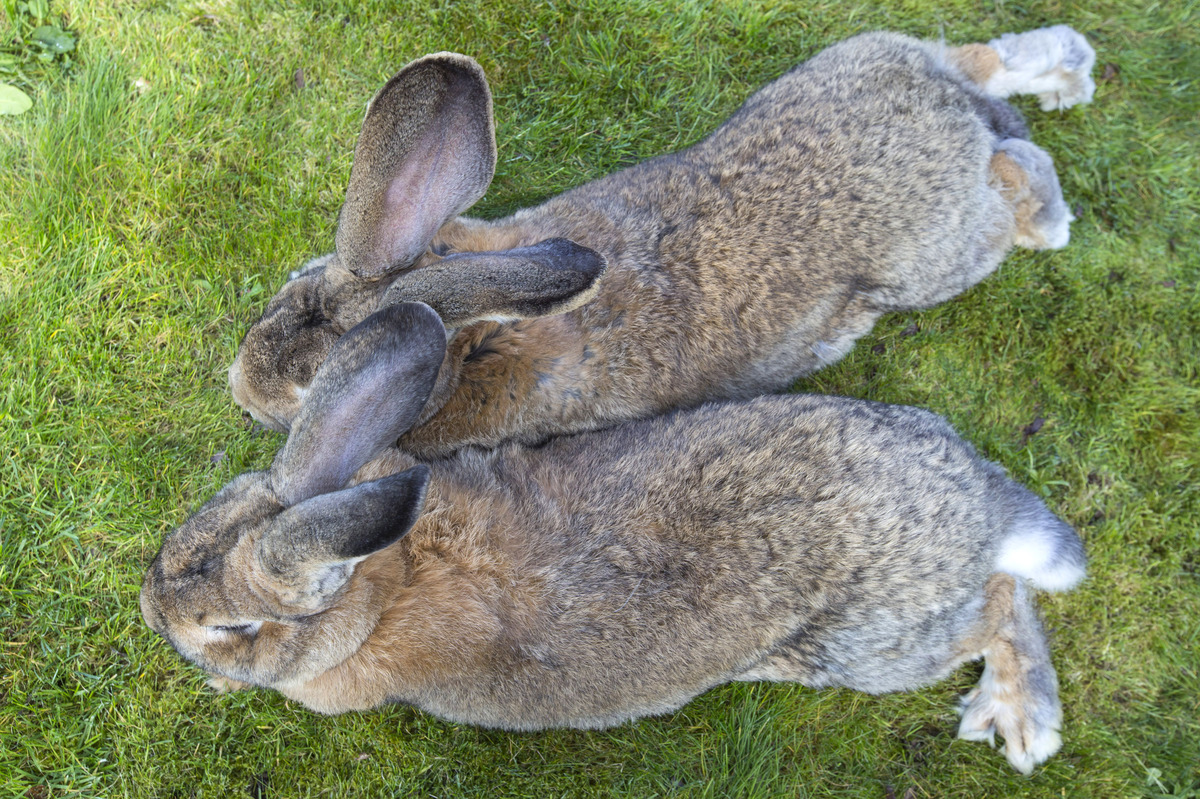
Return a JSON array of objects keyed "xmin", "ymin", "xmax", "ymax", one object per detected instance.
[{"xmin": 995, "ymin": 486, "xmax": 1086, "ymax": 592}]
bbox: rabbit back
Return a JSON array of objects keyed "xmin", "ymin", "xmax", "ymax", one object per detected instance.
[
  {"xmin": 230, "ymin": 29, "xmax": 1092, "ymax": 449},
  {"xmin": 542, "ymin": 31, "xmax": 1024, "ymax": 317},
  {"xmin": 395, "ymin": 33, "xmax": 1043, "ymax": 455},
  {"xmin": 361, "ymin": 395, "xmax": 1078, "ymax": 728}
]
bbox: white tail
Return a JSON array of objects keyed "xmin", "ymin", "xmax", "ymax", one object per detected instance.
[{"xmin": 996, "ymin": 496, "xmax": 1086, "ymax": 591}]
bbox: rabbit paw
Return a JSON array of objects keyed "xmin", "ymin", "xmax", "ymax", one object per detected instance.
[
  {"xmin": 957, "ymin": 678, "xmax": 1062, "ymax": 775},
  {"xmin": 1035, "ymin": 26, "xmax": 1098, "ymax": 111},
  {"xmin": 991, "ymin": 140, "xmax": 1073, "ymax": 250},
  {"xmin": 207, "ymin": 675, "xmax": 253, "ymax": 693},
  {"xmin": 987, "ymin": 26, "xmax": 1097, "ymax": 110}
]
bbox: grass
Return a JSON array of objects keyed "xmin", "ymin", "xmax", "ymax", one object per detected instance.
[{"xmin": 1, "ymin": 0, "xmax": 1197, "ymax": 796}]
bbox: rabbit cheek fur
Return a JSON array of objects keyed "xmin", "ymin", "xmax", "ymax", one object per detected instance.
[{"xmin": 229, "ymin": 28, "xmax": 1095, "ymax": 446}]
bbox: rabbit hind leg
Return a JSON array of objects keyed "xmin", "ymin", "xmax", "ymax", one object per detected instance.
[
  {"xmin": 948, "ymin": 26, "xmax": 1096, "ymax": 111},
  {"xmin": 956, "ymin": 573, "xmax": 1065, "ymax": 775},
  {"xmin": 989, "ymin": 139, "xmax": 1073, "ymax": 250}
]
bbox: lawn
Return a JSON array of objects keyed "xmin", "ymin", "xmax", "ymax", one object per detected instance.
[{"xmin": 1, "ymin": 0, "xmax": 1197, "ymax": 797}]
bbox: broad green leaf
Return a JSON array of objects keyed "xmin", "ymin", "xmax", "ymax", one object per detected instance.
[
  {"xmin": 32, "ymin": 25, "xmax": 74, "ymax": 53},
  {"xmin": 25, "ymin": 0, "xmax": 49, "ymax": 21},
  {"xmin": 0, "ymin": 82, "xmax": 32, "ymax": 114}
]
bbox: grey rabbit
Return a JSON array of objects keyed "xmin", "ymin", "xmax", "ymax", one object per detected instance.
[
  {"xmin": 146, "ymin": 303, "xmax": 1086, "ymax": 774},
  {"xmin": 228, "ymin": 27, "xmax": 1095, "ymax": 456}
]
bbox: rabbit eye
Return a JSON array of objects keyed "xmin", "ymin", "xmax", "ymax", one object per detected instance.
[
  {"xmin": 209, "ymin": 622, "xmax": 262, "ymax": 636},
  {"xmin": 179, "ymin": 557, "xmax": 222, "ymax": 580}
]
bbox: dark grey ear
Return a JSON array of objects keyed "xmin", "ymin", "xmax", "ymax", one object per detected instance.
[
  {"xmin": 271, "ymin": 303, "xmax": 447, "ymax": 506},
  {"xmin": 336, "ymin": 53, "xmax": 497, "ymax": 279},
  {"xmin": 256, "ymin": 466, "xmax": 431, "ymax": 612},
  {"xmin": 381, "ymin": 238, "xmax": 608, "ymax": 328}
]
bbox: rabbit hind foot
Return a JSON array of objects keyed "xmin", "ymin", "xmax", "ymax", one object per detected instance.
[
  {"xmin": 950, "ymin": 26, "xmax": 1096, "ymax": 111},
  {"xmin": 957, "ymin": 574, "xmax": 1064, "ymax": 775}
]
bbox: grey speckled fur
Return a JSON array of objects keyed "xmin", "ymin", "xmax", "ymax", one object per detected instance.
[
  {"xmin": 228, "ymin": 28, "xmax": 1094, "ymax": 455},
  {"xmin": 146, "ymin": 304, "xmax": 1086, "ymax": 774}
]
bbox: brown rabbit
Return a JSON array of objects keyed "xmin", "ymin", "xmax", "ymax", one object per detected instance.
[
  {"xmin": 227, "ymin": 27, "xmax": 1095, "ymax": 456},
  {"xmin": 148, "ymin": 304, "xmax": 1086, "ymax": 774}
]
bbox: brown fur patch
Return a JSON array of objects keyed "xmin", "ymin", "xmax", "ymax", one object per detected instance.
[
  {"xmin": 398, "ymin": 313, "xmax": 597, "ymax": 457},
  {"xmin": 279, "ymin": 480, "xmax": 529, "ymax": 713},
  {"xmin": 433, "ymin": 218, "xmax": 529, "ymax": 255},
  {"xmin": 953, "ymin": 573, "xmax": 1017, "ymax": 658},
  {"xmin": 988, "ymin": 151, "xmax": 1046, "ymax": 248},
  {"xmin": 948, "ymin": 44, "xmax": 1004, "ymax": 87}
]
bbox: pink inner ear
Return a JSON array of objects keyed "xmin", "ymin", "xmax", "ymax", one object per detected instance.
[
  {"xmin": 340, "ymin": 56, "xmax": 496, "ymax": 278},
  {"xmin": 382, "ymin": 138, "xmax": 450, "ymax": 268},
  {"xmin": 381, "ymin": 92, "xmax": 495, "ymax": 270}
]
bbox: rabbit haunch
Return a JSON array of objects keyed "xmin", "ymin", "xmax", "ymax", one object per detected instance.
[
  {"xmin": 146, "ymin": 303, "xmax": 1086, "ymax": 775},
  {"xmin": 228, "ymin": 27, "xmax": 1095, "ymax": 455}
]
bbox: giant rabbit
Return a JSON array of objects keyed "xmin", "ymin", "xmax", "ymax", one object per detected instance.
[
  {"xmin": 148, "ymin": 304, "xmax": 1086, "ymax": 774},
  {"xmin": 228, "ymin": 26, "xmax": 1095, "ymax": 456}
]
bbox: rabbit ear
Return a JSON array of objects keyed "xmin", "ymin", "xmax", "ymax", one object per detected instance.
[
  {"xmin": 336, "ymin": 53, "xmax": 497, "ymax": 279},
  {"xmin": 381, "ymin": 238, "xmax": 608, "ymax": 329},
  {"xmin": 256, "ymin": 466, "xmax": 431, "ymax": 612},
  {"xmin": 271, "ymin": 303, "xmax": 447, "ymax": 507}
]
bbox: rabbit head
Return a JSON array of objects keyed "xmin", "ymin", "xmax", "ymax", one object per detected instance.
[
  {"xmin": 229, "ymin": 52, "xmax": 495, "ymax": 430},
  {"xmin": 229, "ymin": 52, "xmax": 606, "ymax": 431},
  {"xmin": 145, "ymin": 303, "xmax": 448, "ymax": 689},
  {"xmin": 225, "ymin": 50, "xmax": 486, "ymax": 432}
]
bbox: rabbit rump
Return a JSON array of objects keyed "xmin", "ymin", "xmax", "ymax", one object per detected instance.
[
  {"xmin": 147, "ymin": 304, "xmax": 1086, "ymax": 775},
  {"xmin": 228, "ymin": 27, "xmax": 1095, "ymax": 455}
]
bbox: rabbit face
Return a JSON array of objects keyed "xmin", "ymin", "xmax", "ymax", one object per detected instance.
[
  {"xmin": 229, "ymin": 253, "xmax": 411, "ymax": 431},
  {"xmin": 229, "ymin": 267, "xmax": 339, "ymax": 431},
  {"xmin": 139, "ymin": 473, "xmax": 292, "ymax": 685},
  {"xmin": 140, "ymin": 467, "xmax": 430, "ymax": 689}
]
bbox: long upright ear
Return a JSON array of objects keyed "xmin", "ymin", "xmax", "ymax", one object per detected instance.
[
  {"xmin": 271, "ymin": 303, "xmax": 447, "ymax": 507},
  {"xmin": 256, "ymin": 465, "xmax": 431, "ymax": 612},
  {"xmin": 336, "ymin": 53, "xmax": 497, "ymax": 279},
  {"xmin": 380, "ymin": 238, "xmax": 608, "ymax": 329}
]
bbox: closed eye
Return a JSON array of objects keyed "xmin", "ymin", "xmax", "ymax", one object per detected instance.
[{"xmin": 207, "ymin": 622, "xmax": 262, "ymax": 636}]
